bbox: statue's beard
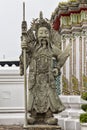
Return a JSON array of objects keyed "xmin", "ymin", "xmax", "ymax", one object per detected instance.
[{"xmin": 39, "ymin": 38, "xmax": 49, "ymax": 48}]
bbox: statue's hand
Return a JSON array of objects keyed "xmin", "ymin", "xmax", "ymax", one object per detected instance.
[
  {"xmin": 21, "ymin": 36, "xmax": 27, "ymax": 49},
  {"xmin": 52, "ymin": 68, "xmax": 58, "ymax": 77}
]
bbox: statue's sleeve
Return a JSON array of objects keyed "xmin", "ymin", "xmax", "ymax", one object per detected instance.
[
  {"xmin": 52, "ymin": 45, "xmax": 62, "ymax": 74},
  {"xmin": 52, "ymin": 44, "xmax": 62, "ymax": 56},
  {"xmin": 57, "ymin": 43, "xmax": 71, "ymax": 68}
]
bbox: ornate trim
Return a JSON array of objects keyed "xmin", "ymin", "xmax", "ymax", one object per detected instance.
[
  {"xmin": 0, "ymin": 61, "xmax": 19, "ymax": 67},
  {"xmin": 51, "ymin": 2, "xmax": 87, "ymax": 31}
]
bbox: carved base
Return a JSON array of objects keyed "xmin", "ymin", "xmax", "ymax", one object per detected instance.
[{"xmin": 23, "ymin": 125, "xmax": 61, "ymax": 130}]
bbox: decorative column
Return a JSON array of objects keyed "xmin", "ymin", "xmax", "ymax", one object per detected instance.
[
  {"xmin": 72, "ymin": 35, "xmax": 76, "ymax": 76},
  {"xmin": 72, "ymin": 35, "xmax": 77, "ymax": 95},
  {"xmin": 82, "ymin": 36, "xmax": 87, "ymax": 92},
  {"xmin": 62, "ymin": 35, "xmax": 70, "ymax": 95},
  {"xmin": 62, "ymin": 36, "xmax": 66, "ymax": 76},
  {"xmin": 84, "ymin": 37, "xmax": 86, "ymax": 75},
  {"xmin": 69, "ymin": 37, "xmax": 72, "ymax": 94},
  {"xmin": 79, "ymin": 36, "xmax": 82, "ymax": 93},
  {"xmin": 85, "ymin": 38, "xmax": 87, "ymax": 76},
  {"xmin": 86, "ymin": 62, "xmax": 87, "ymax": 76},
  {"xmin": 84, "ymin": 37, "xmax": 87, "ymax": 92}
]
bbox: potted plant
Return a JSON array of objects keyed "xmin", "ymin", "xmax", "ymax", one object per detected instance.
[{"xmin": 80, "ymin": 92, "xmax": 87, "ymax": 130}]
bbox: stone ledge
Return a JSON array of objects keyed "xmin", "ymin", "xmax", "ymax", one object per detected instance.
[
  {"xmin": 23, "ymin": 125, "xmax": 61, "ymax": 130},
  {"xmin": 0, "ymin": 125, "xmax": 23, "ymax": 130}
]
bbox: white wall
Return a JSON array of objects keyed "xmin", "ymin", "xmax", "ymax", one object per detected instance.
[{"xmin": 0, "ymin": 66, "xmax": 24, "ymax": 124}]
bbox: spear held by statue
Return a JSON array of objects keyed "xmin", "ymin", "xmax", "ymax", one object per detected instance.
[{"xmin": 21, "ymin": 2, "xmax": 28, "ymax": 126}]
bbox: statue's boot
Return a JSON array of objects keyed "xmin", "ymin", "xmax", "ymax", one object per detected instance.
[
  {"xmin": 45, "ymin": 117, "xmax": 58, "ymax": 125},
  {"xmin": 28, "ymin": 117, "xmax": 35, "ymax": 124},
  {"xmin": 27, "ymin": 110, "xmax": 37, "ymax": 124},
  {"xmin": 45, "ymin": 109, "xmax": 58, "ymax": 125}
]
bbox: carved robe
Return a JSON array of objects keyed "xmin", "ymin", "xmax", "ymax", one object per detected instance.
[{"xmin": 27, "ymin": 46, "xmax": 65, "ymax": 113}]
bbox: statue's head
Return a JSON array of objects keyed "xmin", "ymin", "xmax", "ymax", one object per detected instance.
[
  {"xmin": 31, "ymin": 11, "xmax": 52, "ymax": 47},
  {"xmin": 37, "ymin": 27, "xmax": 50, "ymax": 40},
  {"xmin": 37, "ymin": 27, "xmax": 50, "ymax": 47}
]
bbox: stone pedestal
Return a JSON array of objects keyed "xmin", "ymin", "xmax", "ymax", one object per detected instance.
[{"xmin": 23, "ymin": 125, "xmax": 61, "ymax": 130}]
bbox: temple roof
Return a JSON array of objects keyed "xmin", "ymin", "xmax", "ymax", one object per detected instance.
[{"xmin": 51, "ymin": 0, "xmax": 87, "ymax": 30}]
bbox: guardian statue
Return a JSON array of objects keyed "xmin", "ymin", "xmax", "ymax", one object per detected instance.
[{"xmin": 20, "ymin": 11, "xmax": 71, "ymax": 125}]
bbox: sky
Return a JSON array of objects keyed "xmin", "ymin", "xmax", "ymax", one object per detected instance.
[{"xmin": 0, "ymin": 0, "xmax": 67, "ymax": 61}]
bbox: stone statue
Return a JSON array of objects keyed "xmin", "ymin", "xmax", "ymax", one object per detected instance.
[{"xmin": 20, "ymin": 11, "xmax": 71, "ymax": 125}]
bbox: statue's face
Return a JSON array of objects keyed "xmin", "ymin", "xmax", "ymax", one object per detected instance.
[
  {"xmin": 37, "ymin": 27, "xmax": 50, "ymax": 39},
  {"xmin": 37, "ymin": 27, "xmax": 50, "ymax": 47}
]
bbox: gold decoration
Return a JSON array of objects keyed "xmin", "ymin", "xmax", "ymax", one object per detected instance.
[{"xmin": 68, "ymin": 0, "xmax": 77, "ymax": 2}]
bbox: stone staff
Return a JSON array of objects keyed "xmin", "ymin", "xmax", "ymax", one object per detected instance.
[{"xmin": 21, "ymin": 2, "xmax": 28, "ymax": 126}]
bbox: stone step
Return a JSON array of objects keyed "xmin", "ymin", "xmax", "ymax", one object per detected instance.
[
  {"xmin": 24, "ymin": 125, "xmax": 61, "ymax": 130},
  {"xmin": 0, "ymin": 125, "xmax": 23, "ymax": 130}
]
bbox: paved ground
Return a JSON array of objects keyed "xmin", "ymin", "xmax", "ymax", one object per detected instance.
[{"xmin": 0, "ymin": 125, "xmax": 23, "ymax": 130}]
